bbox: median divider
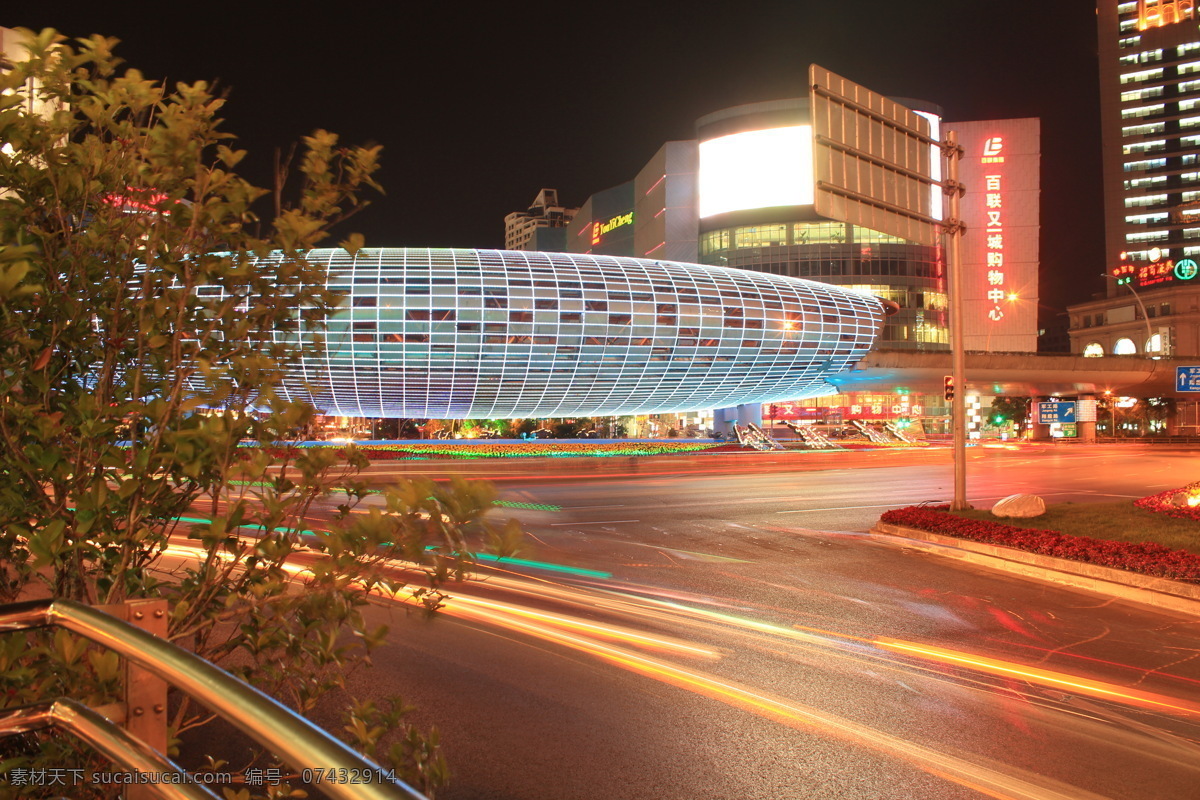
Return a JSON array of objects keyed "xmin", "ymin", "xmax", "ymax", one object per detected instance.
[{"xmin": 870, "ymin": 521, "xmax": 1200, "ymax": 616}]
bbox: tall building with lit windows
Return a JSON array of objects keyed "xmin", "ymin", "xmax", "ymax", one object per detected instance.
[{"xmin": 1077, "ymin": 0, "xmax": 1200, "ymax": 358}]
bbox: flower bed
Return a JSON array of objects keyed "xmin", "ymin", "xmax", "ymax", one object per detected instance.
[
  {"xmin": 1134, "ymin": 481, "xmax": 1200, "ymax": 522},
  {"xmin": 880, "ymin": 504, "xmax": 1200, "ymax": 583}
]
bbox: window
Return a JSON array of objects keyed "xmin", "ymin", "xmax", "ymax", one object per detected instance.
[
  {"xmin": 1113, "ymin": 338, "xmax": 1137, "ymax": 355},
  {"xmin": 1083, "ymin": 342, "xmax": 1104, "ymax": 357}
]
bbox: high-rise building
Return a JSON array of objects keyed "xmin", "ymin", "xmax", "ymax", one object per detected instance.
[
  {"xmin": 1072, "ymin": 0, "xmax": 1200, "ymax": 358},
  {"xmin": 503, "ymin": 188, "xmax": 578, "ymax": 251}
]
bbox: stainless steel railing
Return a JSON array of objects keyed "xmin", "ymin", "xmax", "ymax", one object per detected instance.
[
  {"xmin": 0, "ymin": 697, "xmax": 219, "ymax": 800},
  {"xmin": 0, "ymin": 598, "xmax": 427, "ymax": 800}
]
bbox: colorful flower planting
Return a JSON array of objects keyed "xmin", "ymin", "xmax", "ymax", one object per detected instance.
[
  {"xmin": 1134, "ymin": 481, "xmax": 1200, "ymax": 522},
  {"xmin": 880, "ymin": 504, "xmax": 1200, "ymax": 583}
]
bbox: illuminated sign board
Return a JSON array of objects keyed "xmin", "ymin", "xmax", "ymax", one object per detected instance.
[
  {"xmin": 955, "ymin": 118, "xmax": 1039, "ymax": 352},
  {"xmin": 698, "ymin": 125, "xmax": 814, "ymax": 218},
  {"xmin": 982, "ymin": 136, "xmax": 1008, "ymax": 323},
  {"xmin": 1113, "ymin": 253, "xmax": 1200, "ymax": 288},
  {"xmin": 591, "ymin": 212, "xmax": 633, "ymax": 245}
]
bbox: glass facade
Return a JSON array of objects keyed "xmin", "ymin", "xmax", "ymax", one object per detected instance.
[
  {"xmin": 238, "ymin": 249, "xmax": 886, "ymax": 419},
  {"xmin": 699, "ymin": 221, "xmax": 946, "ymax": 350}
]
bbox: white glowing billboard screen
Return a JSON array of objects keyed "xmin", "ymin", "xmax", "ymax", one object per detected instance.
[{"xmin": 698, "ymin": 126, "xmax": 814, "ymax": 218}]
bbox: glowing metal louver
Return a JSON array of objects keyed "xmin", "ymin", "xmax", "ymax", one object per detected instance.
[{"xmin": 249, "ymin": 249, "xmax": 885, "ymax": 419}]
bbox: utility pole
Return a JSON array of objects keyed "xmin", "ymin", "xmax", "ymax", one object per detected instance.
[{"xmin": 943, "ymin": 131, "xmax": 970, "ymax": 511}]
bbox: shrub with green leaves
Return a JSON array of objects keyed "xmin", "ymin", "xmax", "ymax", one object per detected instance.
[{"xmin": 0, "ymin": 28, "xmax": 520, "ymax": 798}]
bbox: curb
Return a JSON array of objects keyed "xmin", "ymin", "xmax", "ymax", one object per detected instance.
[{"xmin": 870, "ymin": 521, "xmax": 1200, "ymax": 617}]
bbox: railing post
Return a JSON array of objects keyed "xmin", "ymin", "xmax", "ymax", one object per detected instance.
[{"xmin": 120, "ymin": 599, "xmax": 169, "ymax": 800}]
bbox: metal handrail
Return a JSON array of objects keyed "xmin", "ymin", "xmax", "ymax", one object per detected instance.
[
  {"xmin": 0, "ymin": 598, "xmax": 427, "ymax": 800},
  {"xmin": 0, "ymin": 697, "xmax": 219, "ymax": 800}
]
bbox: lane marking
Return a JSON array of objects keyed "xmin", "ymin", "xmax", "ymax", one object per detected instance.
[
  {"xmin": 778, "ymin": 503, "xmax": 912, "ymax": 514},
  {"xmin": 550, "ymin": 519, "xmax": 640, "ymax": 526},
  {"xmin": 561, "ymin": 504, "xmax": 628, "ymax": 510}
]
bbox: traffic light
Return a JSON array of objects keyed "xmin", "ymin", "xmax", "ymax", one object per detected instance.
[{"xmin": 943, "ymin": 375, "xmax": 955, "ymax": 403}]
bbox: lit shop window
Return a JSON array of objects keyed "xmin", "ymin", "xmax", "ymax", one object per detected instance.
[
  {"xmin": 1122, "ymin": 86, "xmax": 1164, "ymax": 102},
  {"xmin": 1122, "ymin": 104, "xmax": 1165, "ymax": 119},
  {"xmin": 1123, "ymin": 139, "xmax": 1166, "ymax": 153},
  {"xmin": 1123, "ymin": 158, "xmax": 1167, "ymax": 170},
  {"xmin": 793, "ymin": 222, "xmax": 849, "ymax": 244},
  {"xmin": 852, "ymin": 226, "xmax": 905, "ymax": 244},
  {"xmin": 1125, "ymin": 175, "xmax": 1168, "ymax": 188},
  {"xmin": 1083, "ymin": 342, "xmax": 1105, "ymax": 357},
  {"xmin": 1114, "ymin": 338, "xmax": 1137, "ymax": 355},
  {"xmin": 1120, "ymin": 67, "xmax": 1164, "ymax": 83},
  {"xmin": 1122, "ymin": 121, "xmax": 1165, "ymax": 136},
  {"xmin": 734, "ymin": 225, "xmax": 788, "ymax": 248}
]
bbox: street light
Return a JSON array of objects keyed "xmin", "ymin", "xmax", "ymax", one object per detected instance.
[{"xmin": 1101, "ymin": 273, "xmax": 1155, "ymax": 356}]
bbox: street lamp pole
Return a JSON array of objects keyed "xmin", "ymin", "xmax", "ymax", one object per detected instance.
[
  {"xmin": 944, "ymin": 131, "xmax": 969, "ymax": 511},
  {"xmin": 1103, "ymin": 273, "xmax": 1155, "ymax": 353}
]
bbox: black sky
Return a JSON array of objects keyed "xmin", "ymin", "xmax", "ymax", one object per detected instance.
[{"xmin": 14, "ymin": 1, "xmax": 1103, "ymax": 318}]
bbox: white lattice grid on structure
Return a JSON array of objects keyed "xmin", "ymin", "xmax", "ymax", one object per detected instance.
[{"xmin": 216, "ymin": 249, "xmax": 884, "ymax": 419}]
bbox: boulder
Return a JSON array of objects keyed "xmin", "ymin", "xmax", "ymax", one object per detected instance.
[
  {"xmin": 1169, "ymin": 491, "xmax": 1195, "ymax": 508},
  {"xmin": 991, "ymin": 494, "xmax": 1046, "ymax": 518}
]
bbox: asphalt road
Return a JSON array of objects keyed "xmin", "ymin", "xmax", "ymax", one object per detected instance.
[{"xmin": 302, "ymin": 444, "xmax": 1200, "ymax": 800}]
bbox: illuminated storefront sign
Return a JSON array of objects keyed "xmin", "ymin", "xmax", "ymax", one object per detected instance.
[
  {"xmin": 982, "ymin": 137, "xmax": 1007, "ymax": 322},
  {"xmin": 1113, "ymin": 253, "xmax": 1200, "ymax": 287},
  {"xmin": 767, "ymin": 401, "xmax": 923, "ymax": 420},
  {"xmin": 591, "ymin": 211, "xmax": 634, "ymax": 245},
  {"xmin": 1138, "ymin": 0, "xmax": 1194, "ymax": 30}
]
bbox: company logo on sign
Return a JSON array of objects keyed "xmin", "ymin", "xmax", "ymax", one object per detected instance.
[
  {"xmin": 982, "ymin": 137, "xmax": 1005, "ymax": 164},
  {"xmin": 591, "ymin": 212, "xmax": 634, "ymax": 245}
]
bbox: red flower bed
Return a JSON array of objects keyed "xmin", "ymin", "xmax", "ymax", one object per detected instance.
[
  {"xmin": 880, "ymin": 504, "xmax": 1200, "ymax": 583},
  {"xmin": 1134, "ymin": 481, "xmax": 1200, "ymax": 522}
]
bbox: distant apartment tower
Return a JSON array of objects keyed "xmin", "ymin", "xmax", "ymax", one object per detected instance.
[
  {"xmin": 504, "ymin": 189, "xmax": 578, "ymax": 251},
  {"xmin": 1078, "ymin": 1, "xmax": 1200, "ymax": 357},
  {"xmin": 1098, "ymin": 1, "xmax": 1200, "ymax": 278}
]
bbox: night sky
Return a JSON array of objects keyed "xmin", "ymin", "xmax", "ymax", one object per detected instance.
[{"xmin": 13, "ymin": 1, "xmax": 1102, "ymax": 320}]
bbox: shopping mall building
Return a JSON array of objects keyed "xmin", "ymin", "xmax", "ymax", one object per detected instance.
[{"xmin": 513, "ymin": 98, "xmax": 1041, "ymax": 434}]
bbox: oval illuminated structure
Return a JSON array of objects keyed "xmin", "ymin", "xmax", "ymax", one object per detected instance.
[{"xmin": 273, "ymin": 249, "xmax": 886, "ymax": 419}]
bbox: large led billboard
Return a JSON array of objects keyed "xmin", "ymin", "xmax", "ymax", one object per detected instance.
[{"xmin": 698, "ymin": 126, "xmax": 814, "ymax": 218}]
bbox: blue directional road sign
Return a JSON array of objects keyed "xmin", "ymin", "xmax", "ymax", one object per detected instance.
[
  {"xmin": 1037, "ymin": 401, "xmax": 1076, "ymax": 425},
  {"xmin": 1177, "ymin": 366, "xmax": 1200, "ymax": 392}
]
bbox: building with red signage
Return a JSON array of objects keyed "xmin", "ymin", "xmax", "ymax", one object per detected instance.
[
  {"xmin": 1076, "ymin": 1, "xmax": 1200, "ymax": 357},
  {"xmin": 515, "ymin": 98, "xmax": 1041, "ymax": 434}
]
